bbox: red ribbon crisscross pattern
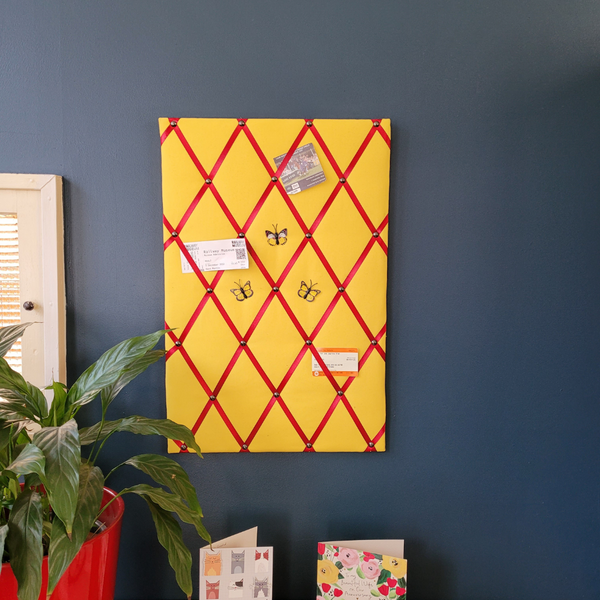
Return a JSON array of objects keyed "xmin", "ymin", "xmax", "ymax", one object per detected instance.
[{"xmin": 162, "ymin": 118, "xmax": 390, "ymax": 452}]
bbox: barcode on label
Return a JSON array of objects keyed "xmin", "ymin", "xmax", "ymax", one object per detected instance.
[
  {"xmin": 235, "ymin": 248, "xmax": 246, "ymax": 260},
  {"xmin": 232, "ymin": 240, "xmax": 245, "ymax": 247}
]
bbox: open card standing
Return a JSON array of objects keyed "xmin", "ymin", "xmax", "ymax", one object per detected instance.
[
  {"xmin": 201, "ymin": 528, "xmax": 273, "ymax": 600},
  {"xmin": 317, "ymin": 540, "xmax": 406, "ymax": 600}
]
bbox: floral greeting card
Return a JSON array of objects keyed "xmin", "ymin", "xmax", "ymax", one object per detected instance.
[{"xmin": 317, "ymin": 542, "xmax": 406, "ymax": 600}]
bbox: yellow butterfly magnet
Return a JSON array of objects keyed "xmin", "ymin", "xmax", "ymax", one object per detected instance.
[
  {"xmin": 230, "ymin": 280, "xmax": 254, "ymax": 301},
  {"xmin": 298, "ymin": 280, "xmax": 321, "ymax": 302}
]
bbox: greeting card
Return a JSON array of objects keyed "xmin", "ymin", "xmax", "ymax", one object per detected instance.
[
  {"xmin": 317, "ymin": 541, "xmax": 406, "ymax": 600},
  {"xmin": 201, "ymin": 528, "xmax": 273, "ymax": 600}
]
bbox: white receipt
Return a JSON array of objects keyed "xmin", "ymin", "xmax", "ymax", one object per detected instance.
[{"xmin": 180, "ymin": 238, "xmax": 249, "ymax": 273}]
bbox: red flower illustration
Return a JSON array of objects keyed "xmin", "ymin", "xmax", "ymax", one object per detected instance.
[{"xmin": 363, "ymin": 552, "xmax": 375, "ymax": 560}]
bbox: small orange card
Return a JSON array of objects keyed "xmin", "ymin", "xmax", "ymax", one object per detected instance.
[{"xmin": 311, "ymin": 348, "xmax": 359, "ymax": 377}]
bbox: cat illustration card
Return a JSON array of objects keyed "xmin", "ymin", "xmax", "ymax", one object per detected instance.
[
  {"xmin": 200, "ymin": 540, "xmax": 273, "ymax": 600},
  {"xmin": 317, "ymin": 541, "xmax": 406, "ymax": 600}
]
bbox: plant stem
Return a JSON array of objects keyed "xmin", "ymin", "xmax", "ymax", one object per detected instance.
[
  {"xmin": 104, "ymin": 461, "xmax": 124, "ymax": 484},
  {"xmin": 95, "ymin": 489, "xmax": 124, "ymax": 520}
]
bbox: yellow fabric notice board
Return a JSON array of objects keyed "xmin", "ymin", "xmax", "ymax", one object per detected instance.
[{"xmin": 159, "ymin": 118, "xmax": 391, "ymax": 452}]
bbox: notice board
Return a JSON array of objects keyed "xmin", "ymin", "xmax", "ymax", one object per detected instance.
[{"xmin": 160, "ymin": 118, "xmax": 391, "ymax": 452}]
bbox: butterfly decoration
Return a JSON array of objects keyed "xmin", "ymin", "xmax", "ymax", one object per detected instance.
[
  {"xmin": 265, "ymin": 224, "xmax": 287, "ymax": 246},
  {"xmin": 298, "ymin": 280, "xmax": 321, "ymax": 302},
  {"xmin": 230, "ymin": 280, "xmax": 254, "ymax": 301}
]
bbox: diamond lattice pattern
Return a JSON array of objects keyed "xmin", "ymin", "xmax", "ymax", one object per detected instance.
[{"xmin": 160, "ymin": 118, "xmax": 391, "ymax": 452}]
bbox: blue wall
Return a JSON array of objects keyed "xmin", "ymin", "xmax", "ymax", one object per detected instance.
[{"xmin": 2, "ymin": 1, "xmax": 600, "ymax": 598}]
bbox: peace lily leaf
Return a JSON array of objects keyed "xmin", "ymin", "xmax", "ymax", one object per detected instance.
[
  {"xmin": 123, "ymin": 454, "xmax": 203, "ymax": 514},
  {"xmin": 6, "ymin": 489, "xmax": 44, "ymax": 600},
  {"xmin": 100, "ymin": 349, "xmax": 165, "ymax": 414},
  {"xmin": 79, "ymin": 416, "xmax": 201, "ymax": 454},
  {"xmin": 0, "ymin": 401, "xmax": 38, "ymax": 422},
  {"xmin": 23, "ymin": 473, "xmax": 43, "ymax": 489},
  {"xmin": 78, "ymin": 416, "xmax": 136, "ymax": 445},
  {"xmin": 0, "ymin": 420, "xmax": 11, "ymax": 452},
  {"xmin": 120, "ymin": 484, "xmax": 209, "ymax": 542},
  {"xmin": 48, "ymin": 462, "xmax": 104, "ymax": 593},
  {"xmin": 33, "ymin": 420, "xmax": 80, "ymax": 535},
  {"xmin": 0, "ymin": 523, "xmax": 7, "ymax": 574},
  {"xmin": 0, "ymin": 359, "xmax": 48, "ymax": 420},
  {"xmin": 45, "ymin": 381, "xmax": 68, "ymax": 427},
  {"xmin": 66, "ymin": 330, "xmax": 166, "ymax": 410},
  {"xmin": 4, "ymin": 443, "xmax": 46, "ymax": 484},
  {"xmin": 144, "ymin": 497, "xmax": 193, "ymax": 599},
  {"xmin": 0, "ymin": 322, "xmax": 33, "ymax": 358}
]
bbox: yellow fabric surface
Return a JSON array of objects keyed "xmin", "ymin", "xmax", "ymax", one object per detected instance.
[{"xmin": 160, "ymin": 118, "xmax": 390, "ymax": 452}]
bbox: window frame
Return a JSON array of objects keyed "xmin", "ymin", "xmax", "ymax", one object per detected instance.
[{"xmin": 0, "ymin": 173, "xmax": 66, "ymax": 385}]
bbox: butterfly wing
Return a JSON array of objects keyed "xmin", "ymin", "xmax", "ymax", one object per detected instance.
[
  {"xmin": 278, "ymin": 228, "xmax": 288, "ymax": 245},
  {"xmin": 242, "ymin": 280, "xmax": 254, "ymax": 298},
  {"xmin": 305, "ymin": 288, "xmax": 321, "ymax": 302},
  {"xmin": 298, "ymin": 281, "xmax": 309, "ymax": 299},
  {"xmin": 231, "ymin": 282, "xmax": 246, "ymax": 301},
  {"xmin": 265, "ymin": 230, "xmax": 278, "ymax": 246}
]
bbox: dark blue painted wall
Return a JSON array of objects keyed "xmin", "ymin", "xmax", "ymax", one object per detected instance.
[{"xmin": 2, "ymin": 1, "xmax": 600, "ymax": 598}]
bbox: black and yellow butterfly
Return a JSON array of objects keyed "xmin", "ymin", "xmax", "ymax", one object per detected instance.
[
  {"xmin": 298, "ymin": 280, "xmax": 321, "ymax": 302},
  {"xmin": 230, "ymin": 280, "xmax": 254, "ymax": 301},
  {"xmin": 265, "ymin": 224, "xmax": 287, "ymax": 246}
]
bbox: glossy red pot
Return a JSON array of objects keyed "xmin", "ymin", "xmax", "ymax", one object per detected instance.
[{"xmin": 0, "ymin": 488, "xmax": 125, "ymax": 600}]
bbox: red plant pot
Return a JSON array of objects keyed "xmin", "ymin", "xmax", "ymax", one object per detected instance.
[{"xmin": 0, "ymin": 488, "xmax": 125, "ymax": 600}]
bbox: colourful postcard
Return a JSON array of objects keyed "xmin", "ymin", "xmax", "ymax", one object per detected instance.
[
  {"xmin": 273, "ymin": 142, "xmax": 326, "ymax": 194},
  {"xmin": 317, "ymin": 541, "xmax": 406, "ymax": 600},
  {"xmin": 201, "ymin": 528, "xmax": 273, "ymax": 600}
]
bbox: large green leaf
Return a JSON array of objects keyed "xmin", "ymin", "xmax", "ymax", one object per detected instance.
[
  {"xmin": 45, "ymin": 381, "xmax": 68, "ymax": 427},
  {"xmin": 79, "ymin": 416, "xmax": 201, "ymax": 454},
  {"xmin": 0, "ymin": 323, "xmax": 33, "ymax": 358},
  {"xmin": 66, "ymin": 330, "xmax": 166, "ymax": 410},
  {"xmin": 47, "ymin": 462, "xmax": 104, "ymax": 593},
  {"xmin": 144, "ymin": 497, "xmax": 193, "ymax": 599},
  {"xmin": 0, "ymin": 420, "xmax": 11, "ymax": 453},
  {"xmin": 6, "ymin": 489, "xmax": 44, "ymax": 600},
  {"xmin": 0, "ymin": 401, "xmax": 38, "ymax": 422},
  {"xmin": 3, "ymin": 443, "xmax": 46, "ymax": 484},
  {"xmin": 100, "ymin": 349, "xmax": 165, "ymax": 414},
  {"xmin": 120, "ymin": 483, "xmax": 209, "ymax": 542},
  {"xmin": 0, "ymin": 523, "xmax": 7, "ymax": 573},
  {"xmin": 78, "ymin": 416, "xmax": 135, "ymax": 445},
  {"xmin": 0, "ymin": 358, "xmax": 48, "ymax": 420},
  {"xmin": 33, "ymin": 420, "xmax": 80, "ymax": 535},
  {"xmin": 123, "ymin": 454, "xmax": 203, "ymax": 513}
]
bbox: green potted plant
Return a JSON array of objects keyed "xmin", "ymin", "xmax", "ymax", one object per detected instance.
[{"xmin": 0, "ymin": 323, "xmax": 210, "ymax": 600}]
